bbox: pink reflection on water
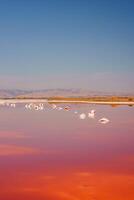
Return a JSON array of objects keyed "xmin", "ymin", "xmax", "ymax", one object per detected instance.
[{"xmin": 0, "ymin": 105, "xmax": 134, "ymax": 199}]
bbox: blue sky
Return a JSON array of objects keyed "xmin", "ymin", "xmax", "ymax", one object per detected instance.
[{"xmin": 0, "ymin": 0, "xmax": 134, "ymax": 92}]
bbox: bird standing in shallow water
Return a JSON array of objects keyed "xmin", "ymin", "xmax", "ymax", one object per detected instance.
[
  {"xmin": 79, "ymin": 113, "xmax": 86, "ymax": 119},
  {"xmin": 88, "ymin": 109, "xmax": 95, "ymax": 119}
]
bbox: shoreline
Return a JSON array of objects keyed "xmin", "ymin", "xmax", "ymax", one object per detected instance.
[{"xmin": 0, "ymin": 99, "xmax": 134, "ymax": 105}]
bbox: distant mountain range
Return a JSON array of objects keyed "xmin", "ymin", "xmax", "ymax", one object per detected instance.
[{"xmin": 0, "ymin": 89, "xmax": 133, "ymax": 98}]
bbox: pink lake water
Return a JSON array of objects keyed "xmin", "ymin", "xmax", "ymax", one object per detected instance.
[{"xmin": 0, "ymin": 103, "xmax": 134, "ymax": 200}]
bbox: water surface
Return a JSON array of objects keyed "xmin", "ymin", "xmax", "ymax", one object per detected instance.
[{"xmin": 0, "ymin": 104, "xmax": 134, "ymax": 200}]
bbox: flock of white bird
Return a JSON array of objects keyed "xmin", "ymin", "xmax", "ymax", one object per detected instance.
[
  {"xmin": 0, "ymin": 102, "xmax": 110, "ymax": 124},
  {"xmin": 79, "ymin": 109, "xmax": 109, "ymax": 124}
]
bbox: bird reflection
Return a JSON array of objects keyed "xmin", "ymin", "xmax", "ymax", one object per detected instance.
[{"xmin": 99, "ymin": 117, "xmax": 110, "ymax": 124}]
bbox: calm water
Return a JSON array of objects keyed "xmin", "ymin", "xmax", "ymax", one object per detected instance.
[{"xmin": 0, "ymin": 103, "xmax": 134, "ymax": 200}]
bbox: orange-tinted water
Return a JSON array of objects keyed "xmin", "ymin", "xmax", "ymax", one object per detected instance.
[{"xmin": 0, "ymin": 104, "xmax": 134, "ymax": 200}]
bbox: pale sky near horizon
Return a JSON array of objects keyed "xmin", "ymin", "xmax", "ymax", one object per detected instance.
[{"xmin": 0, "ymin": 0, "xmax": 134, "ymax": 92}]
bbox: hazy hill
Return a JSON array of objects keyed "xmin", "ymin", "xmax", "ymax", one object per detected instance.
[{"xmin": 0, "ymin": 89, "xmax": 133, "ymax": 98}]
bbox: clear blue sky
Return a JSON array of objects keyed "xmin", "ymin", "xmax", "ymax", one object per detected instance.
[{"xmin": 0, "ymin": 0, "xmax": 134, "ymax": 92}]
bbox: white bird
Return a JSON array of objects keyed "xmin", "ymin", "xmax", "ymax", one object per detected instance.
[
  {"xmin": 99, "ymin": 117, "xmax": 110, "ymax": 124},
  {"xmin": 52, "ymin": 104, "xmax": 57, "ymax": 109},
  {"xmin": 39, "ymin": 103, "xmax": 44, "ymax": 110},
  {"xmin": 58, "ymin": 107, "xmax": 63, "ymax": 110},
  {"xmin": 39, "ymin": 106, "xmax": 44, "ymax": 110},
  {"xmin": 10, "ymin": 103, "xmax": 16, "ymax": 108},
  {"xmin": 25, "ymin": 104, "xmax": 28, "ymax": 109},
  {"xmin": 88, "ymin": 109, "xmax": 95, "ymax": 119},
  {"xmin": 79, "ymin": 113, "xmax": 86, "ymax": 119},
  {"xmin": 28, "ymin": 103, "xmax": 33, "ymax": 110},
  {"xmin": 34, "ymin": 105, "xmax": 39, "ymax": 111}
]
